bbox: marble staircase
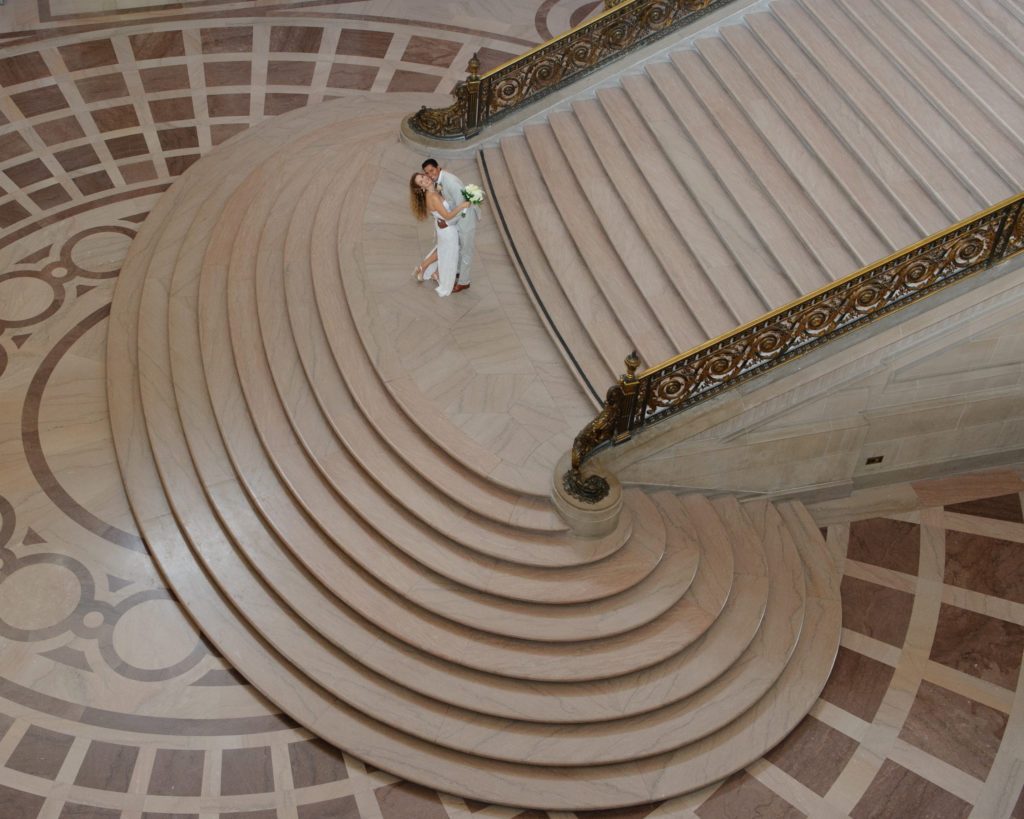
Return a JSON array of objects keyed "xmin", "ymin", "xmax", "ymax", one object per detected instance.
[
  {"xmin": 107, "ymin": 94, "xmax": 842, "ymax": 809},
  {"xmin": 483, "ymin": 0, "xmax": 1024, "ymax": 393}
]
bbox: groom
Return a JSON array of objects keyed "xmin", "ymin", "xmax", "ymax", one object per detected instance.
[{"xmin": 422, "ymin": 158, "xmax": 480, "ymax": 293}]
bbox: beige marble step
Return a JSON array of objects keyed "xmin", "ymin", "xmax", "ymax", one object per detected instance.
[
  {"xmin": 879, "ymin": 0, "xmax": 1024, "ymax": 139},
  {"xmin": 280, "ymin": 155, "xmax": 568, "ymax": 531},
  {"xmin": 957, "ymin": 0, "xmax": 1024, "ymax": 72},
  {"xmin": 593, "ymin": 84, "xmax": 765, "ymax": 330},
  {"xmin": 814, "ymin": 0, "xmax": 1021, "ymax": 200},
  {"xmin": 675, "ymin": 46, "xmax": 863, "ymax": 278},
  {"xmin": 660, "ymin": 52, "xmax": 839, "ymax": 295},
  {"xmin": 741, "ymin": 10, "xmax": 948, "ymax": 237},
  {"xmin": 716, "ymin": 21, "xmax": 922, "ymax": 250},
  {"xmin": 571, "ymin": 91, "xmax": 759, "ymax": 338},
  {"xmin": 770, "ymin": 0, "xmax": 983, "ymax": 221},
  {"xmin": 223, "ymin": 138, "xmax": 632, "ymax": 579},
  {"xmin": 197, "ymin": 145, "xmax": 675, "ymax": 623},
  {"xmin": 616, "ymin": 72, "xmax": 796, "ymax": 311},
  {"xmin": 165, "ymin": 127, "xmax": 714, "ymax": 657},
  {"xmin": 642, "ymin": 59, "xmax": 818, "ymax": 301},
  {"xmin": 482, "ymin": 0, "xmax": 1022, "ymax": 405},
  {"xmin": 328, "ymin": 147, "xmax": 582, "ymax": 498},
  {"xmin": 479, "ymin": 146, "xmax": 615, "ymax": 401},
  {"xmin": 547, "ymin": 104, "xmax": 710, "ymax": 350},
  {"xmin": 520, "ymin": 122, "xmax": 678, "ymax": 366},
  {"xmin": 693, "ymin": 34, "xmax": 890, "ymax": 268},
  {"xmin": 108, "ymin": 95, "xmax": 843, "ymax": 809},
  {"xmin": 484, "ymin": 136, "xmax": 633, "ymax": 380}
]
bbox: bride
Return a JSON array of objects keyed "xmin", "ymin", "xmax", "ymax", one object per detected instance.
[{"xmin": 409, "ymin": 172, "xmax": 471, "ymax": 297}]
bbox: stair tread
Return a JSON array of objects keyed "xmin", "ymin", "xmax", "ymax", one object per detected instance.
[
  {"xmin": 817, "ymin": 0, "xmax": 1021, "ymax": 201},
  {"xmin": 481, "ymin": 146, "xmax": 615, "ymax": 398},
  {"xmin": 770, "ymin": 0, "xmax": 982, "ymax": 220}
]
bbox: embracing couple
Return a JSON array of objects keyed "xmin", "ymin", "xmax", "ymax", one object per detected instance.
[{"xmin": 410, "ymin": 158, "xmax": 483, "ymax": 297}]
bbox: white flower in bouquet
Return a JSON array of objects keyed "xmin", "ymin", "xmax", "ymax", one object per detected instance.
[{"xmin": 461, "ymin": 183, "xmax": 484, "ymax": 216}]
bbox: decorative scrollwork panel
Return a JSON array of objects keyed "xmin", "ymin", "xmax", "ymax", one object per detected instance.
[
  {"xmin": 612, "ymin": 195, "xmax": 1024, "ymax": 434},
  {"xmin": 408, "ymin": 0, "xmax": 729, "ymax": 140}
]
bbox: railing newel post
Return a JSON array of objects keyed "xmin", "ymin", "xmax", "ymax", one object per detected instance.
[
  {"xmin": 407, "ymin": 0, "xmax": 737, "ymax": 141},
  {"xmin": 464, "ymin": 53, "xmax": 482, "ymax": 137}
]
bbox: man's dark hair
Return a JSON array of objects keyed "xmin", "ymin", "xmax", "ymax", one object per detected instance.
[{"xmin": 422, "ymin": 158, "xmax": 439, "ymax": 171}]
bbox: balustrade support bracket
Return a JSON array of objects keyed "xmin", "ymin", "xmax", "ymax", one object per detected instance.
[{"xmin": 552, "ymin": 453, "xmax": 622, "ymax": 537}]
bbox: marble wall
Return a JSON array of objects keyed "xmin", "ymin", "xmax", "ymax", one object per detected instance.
[{"xmin": 605, "ymin": 256, "xmax": 1024, "ymax": 498}]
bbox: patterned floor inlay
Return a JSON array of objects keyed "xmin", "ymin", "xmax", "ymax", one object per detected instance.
[{"xmin": 2, "ymin": 1, "xmax": 1024, "ymax": 817}]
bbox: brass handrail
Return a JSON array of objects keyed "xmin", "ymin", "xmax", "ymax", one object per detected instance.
[
  {"xmin": 407, "ymin": 0, "xmax": 733, "ymax": 141},
  {"xmin": 564, "ymin": 192, "xmax": 1024, "ymax": 500}
]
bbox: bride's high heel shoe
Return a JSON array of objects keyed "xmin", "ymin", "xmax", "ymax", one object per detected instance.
[{"xmin": 413, "ymin": 264, "xmax": 425, "ymax": 281}]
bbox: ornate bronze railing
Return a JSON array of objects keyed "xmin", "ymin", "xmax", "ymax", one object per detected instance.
[
  {"xmin": 407, "ymin": 0, "xmax": 733, "ymax": 141},
  {"xmin": 564, "ymin": 193, "xmax": 1024, "ymax": 500}
]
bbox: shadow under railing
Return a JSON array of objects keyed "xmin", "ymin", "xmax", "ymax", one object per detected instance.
[{"xmin": 561, "ymin": 192, "xmax": 1024, "ymax": 504}]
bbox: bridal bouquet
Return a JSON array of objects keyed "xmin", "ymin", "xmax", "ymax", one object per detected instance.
[{"xmin": 461, "ymin": 183, "xmax": 484, "ymax": 217}]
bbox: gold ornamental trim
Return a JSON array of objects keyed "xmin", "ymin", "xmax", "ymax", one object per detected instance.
[
  {"xmin": 563, "ymin": 193, "xmax": 1024, "ymax": 498},
  {"xmin": 407, "ymin": 0, "xmax": 732, "ymax": 141}
]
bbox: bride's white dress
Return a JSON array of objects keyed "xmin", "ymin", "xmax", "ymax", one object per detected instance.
[{"xmin": 421, "ymin": 202, "xmax": 459, "ymax": 297}]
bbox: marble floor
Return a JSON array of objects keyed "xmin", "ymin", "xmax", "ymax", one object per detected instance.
[{"xmin": 1, "ymin": 1, "xmax": 1024, "ymax": 817}]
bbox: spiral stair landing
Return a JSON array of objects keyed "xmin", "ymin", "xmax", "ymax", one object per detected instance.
[{"xmin": 107, "ymin": 95, "xmax": 842, "ymax": 810}]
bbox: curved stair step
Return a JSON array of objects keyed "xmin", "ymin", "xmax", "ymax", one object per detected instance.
[{"xmin": 107, "ymin": 96, "xmax": 844, "ymax": 810}]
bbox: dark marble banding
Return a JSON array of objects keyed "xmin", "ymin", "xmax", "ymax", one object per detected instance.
[
  {"xmin": 288, "ymin": 738, "xmax": 347, "ymax": 788},
  {"xmin": 58, "ymin": 39, "xmax": 118, "ymax": 72},
  {"xmin": 148, "ymin": 748, "xmax": 204, "ymax": 796},
  {"xmin": 327, "ymin": 64, "xmax": 377, "ymax": 91},
  {"xmin": 76, "ymin": 72, "xmax": 130, "ymax": 103},
  {"xmin": 336, "ymin": 29, "xmax": 392, "ymax": 59},
  {"xmin": 130, "ymin": 30, "xmax": 186, "ymax": 60},
  {"xmin": 74, "ymin": 740, "xmax": 139, "ymax": 792},
  {"xmin": 765, "ymin": 715, "xmax": 858, "ymax": 796},
  {"xmin": 297, "ymin": 796, "xmax": 361, "ymax": 819},
  {"xmin": 54, "ymin": 144, "xmax": 100, "ymax": 172},
  {"xmin": 0, "ymin": 183, "xmax": 169, "ymax": 250},
  {"xmin": 898, "ymin": 680, "xmax": 1007, "ymax": 780},
  {"xmin": 386, "ymin": 70, "xmax": 440, "ymax": 93},
  {"xmin": 0, "ymin": 201, "xmax": 32, "ymax": 229},
  {"xmin": 847, "ymin": 518, "xmax": 920, "ymax": 575},
  {"xmin": 819, "ymin": 646, "xmax": 895, "ymax": 722},
  {"xmin": 11, "ymin": 6, "xmax": 536, "ymax": 51},
  {"xmin": 851, "ymin": 759, "xmax": 970, "ymax": 819},
  {"xmin": 944, "ymin": 529, "xmax": 1024, "ymax": 603},
  {"xmin": 0, "ymin": 673, "xmax": 292, "ymax": 735},
  {"xmin": 930, "ymin": 604, "xmax": 1024, "ymax": 690},
  {"xmin": 11, "ymin": 84, "xmax": 68, "ymax": 116},
  {"xmin": 0, "ymin": 130, "xmax": 34, "ymax": 161},
  {"xmin": 695, "ymin": 771, "xmax": 804, "ymax": 819},
  {"xmin": 839, "ymin": 575, "xmax": 913, "ymax": 647},
  {"xmin": 0, "ymin": 784, "xmax": 44, "ymax": 818},
  {"xmin": 946, "ymin": 493, "xmax": 1023, "ymax": 522},
  {"xmin": 5, "ymin": 158, "xmax": 51, "ymax": 187},
  {"xmin": 401, "ymin": 35, "xmax": 462, "ymax": 68},
  {"xmin": 6, "ymin": 724, "xmax": 75, "ymax": 778},
  {"xmin": 204, "ymin": 61, "xmax": 252, "ymax": 86},
  {"xmin": 0, "ymin": 52, "xmax": 49, "ymax": 85},
  {"xmin": 60, "ymin": 803, "xmax": 121, "ymax": 818},
  {"xmin": 34, "ymin": 114, "xmax": 87, "ymax": 146},
  {"xmin": 221, "ymin": 746, "xmax": 274, "ymax": 795},
  {"xmin": 21, "ymin": 303, "xmax": 144, "ymax": 552},
  {"xmin": 535, "ymin": 0, "xmax": 565, "ymax": 41},
  {"xmin": 375, "ymin": 782, "xmax": 449, "ymax": 819},
  {"xmin": 140, "ymin": 64, "xmax": 191, "ymax": 93}
]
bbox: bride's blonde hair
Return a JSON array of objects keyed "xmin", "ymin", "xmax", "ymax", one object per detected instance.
[{"xmin": 409, "ymin": 173, "xmax": 429, "ymax": 221}]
